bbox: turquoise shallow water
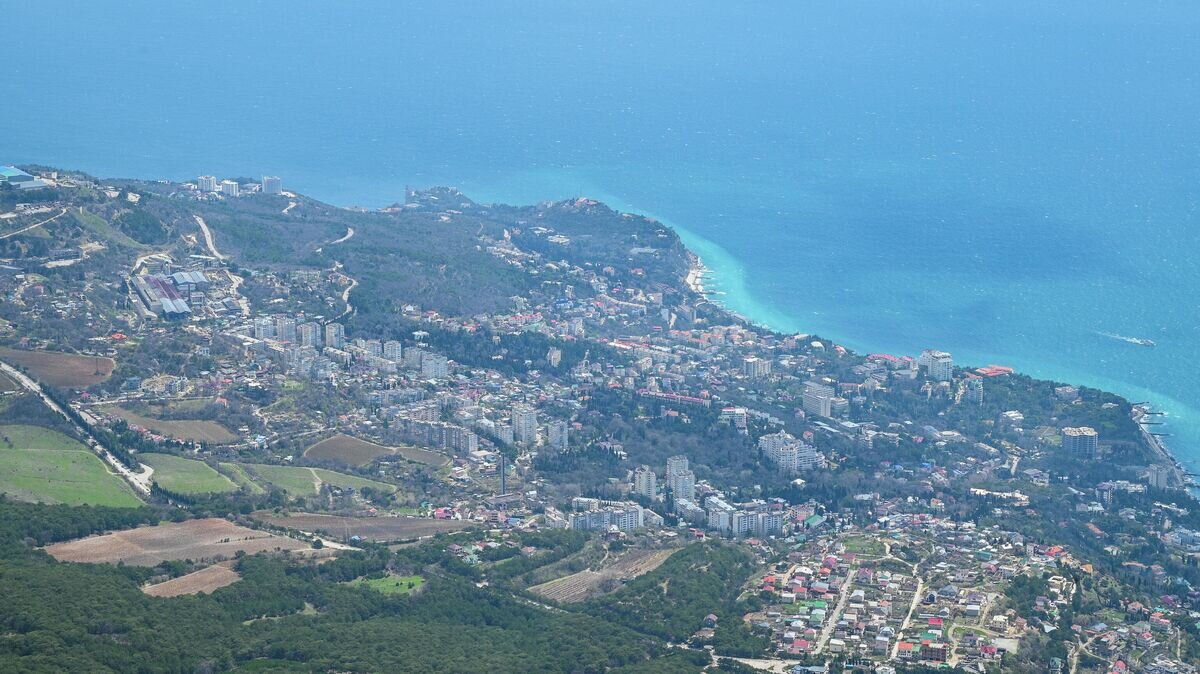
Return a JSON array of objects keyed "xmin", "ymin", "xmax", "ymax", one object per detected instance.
[{"xmin": 4, "ymin": 1, "xmax": 1199, "ymax": 474}]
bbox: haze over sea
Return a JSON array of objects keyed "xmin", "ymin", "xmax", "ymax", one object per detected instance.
[{"xmin": 5, "ymin": 2, "xmax": 1199, "ymax": 473}]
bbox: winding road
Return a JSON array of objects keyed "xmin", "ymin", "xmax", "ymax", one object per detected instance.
[
  {"xmin": 314, "ymin": 226, "xmax": 354, "ymax": 254},
  {"xmin": 0, "ymin": 207, "xmax": 67, "ymax": 240},
  {"xmin": 193, "ymin": 215, "xmax": 226, "ymax": 260}
]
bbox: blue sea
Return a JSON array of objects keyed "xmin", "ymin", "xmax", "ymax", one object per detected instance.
[{"xmin": 5, "ymin": 1, "xmax": 1200, "ymax": 474}]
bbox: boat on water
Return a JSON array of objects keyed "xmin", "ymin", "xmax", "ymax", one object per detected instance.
[{"xmin": 1097, "ymin": 331, "xmax": 1156, "ymax": 347}]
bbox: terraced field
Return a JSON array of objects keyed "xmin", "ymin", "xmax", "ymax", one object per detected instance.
[
  {"xmin": 104, "ymin": 406, "xmax": 238, "ymax": 444},
  {"xmin": 141, "ymin": 454, "xmax": 239, "ymax": 494},
  {"xmin": 0, "ymin": 424, "xmax": 142, "ymax": 507},
  {"xmin": 0, "ymin": 346, "xmax": 115, "ymax": 387},
  {"xmin": 143, "ymin": 561, "xmax": 241, "ymax": 597},
  {"xmin": 220, "ymin": 462, "xmax": 266, "ymax": 494},
  {"xmin": 254, "ymin": 512, "xmax": 471, "ymax": 542},
  {"xmin": 241, "ymin": 463, "xmax": 397, "ymax": 496},
  {"xmin": 528, "ymin": 547, "xmax": 677, "ymax": 604},
  {"xmin": 44, "ymin": 518, "xmax": 312, "ymax": 566},
  {"xmin": 304, "ymin": 434, "xmax": 448, "ymax": 467}
]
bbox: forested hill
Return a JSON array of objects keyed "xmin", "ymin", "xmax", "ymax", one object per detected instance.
[{"xmin": 112, "ymin": 179, "xmax": 694, "ymax": 318}]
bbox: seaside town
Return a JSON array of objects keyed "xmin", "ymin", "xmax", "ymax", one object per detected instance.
[{"xmin": 2, "ymin": 163, "xmax": 1199, "ymax": 674}]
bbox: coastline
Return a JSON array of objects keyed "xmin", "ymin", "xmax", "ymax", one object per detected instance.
[
  {"xmin": 684, "ymin": 252, "xmax": 708, "ymax": 296},
  {"xmin": 1134, "ymin": 405, "xmax": 1196, "ymax": 492},
  {"xmin": 670, "ymin": 225, "xmax": 1196, "ymax": 494}
]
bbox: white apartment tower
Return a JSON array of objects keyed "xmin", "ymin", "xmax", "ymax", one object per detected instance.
[
  {"xmin": 383, "ymin": 340, "xmax": 403, "ymax": 362},
  {"xmin": 547, "ymin": 420, "xmax": 569, "ymax": 452},
  {"xmin": 802, "ymin": 381, "xmax": 835, "ymax": 418},
  {"xmin": 919, "ymin": 349, "xmax": 954, "ymax": 382},
  {"xmin": 324, "ymin": 322, "xmax": 346, "ymax": 349},
  {"xmin": 633, "ymin": 465, "xmax": 657, "ymax": 499},
  {"xmin": 298, "ymin": 322, "xmax": 322, "ymax": 348},
  {"xmin": 512, "ymin": 405, "xmax": 538, "ymax": 445},
  {"xmin": 665, "ymin": 454, "xmax": 696, "ymax": 501}
]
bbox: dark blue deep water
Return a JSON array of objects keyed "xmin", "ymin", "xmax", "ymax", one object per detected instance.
[{"xmin": 5, "ymin": 1, "xmax": 1200, "ymax": 472}]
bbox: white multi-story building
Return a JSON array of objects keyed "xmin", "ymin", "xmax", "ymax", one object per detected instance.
[
  {"xmin": 547, "ymin": 420, "xmax": 569, "ymax": 452},
  {"xmin": 919, "ymin": 349, "xmax": 954, "ymax": 382},
  {"xmin": 261, "ymin": 175, "xmax": 282, "ymax": 195},
  {"xmin": 298, "ymin": 322, "xmax": 322, "ymax": 348},
  {"xmin": 219, "ymin": 180, "xmax": 240, "ymax": 197},
  {"xmin": 197, "ymin": 175, "xmax": 218, "ymax": 192},
  {"xmin": 1062, "ymin": 426, "xmax": 1099, "ymax": 458},
  {"xmin": 383, "ymin": 340, "xmax": 403, "ymax": 362},
  {"xmin": 964, "ymin": 378, "xmax": 984, "ymax": 405},
  {"xmin": 743, "ymin": 356, "xmax": 771, "ymax": 379},
  {"xmin": 495, "ymin": 422, "xmax": 514, "ymax": 446},
  {"xmin": 363, "ymin": 339, "xmax": 383, "ymax": 357},
  {"xmin": 802, "ymin": 381, "xmax": 835, "ymax": 418},
  {"xmin": 665, "ymin": 454, "xmax": 695, "ymax": 501},
  {"xmin": 706, "ymin": 496, "xmax": 735, "ymax": 533},
  {"xmin": 274, "ymin": 316, "xmax": 296, "ymax": 343},
  {"xmin": 512, "ymin": 405, "xmax": 538, "ymax": 445},
  {"xmin": 421, "ymin": 353, "xmax": 450, "ymax": 379},
  {"xmin": 732, "ymin": 511, "xmax": 757, "ymax": 537},
  {"xmin": 324, "ymin": 322, "xmax": 345, "ymax": 349},
  {"xmin": 253, "ymin": 316, "xmax": 275, "ymax": 340},
  {"xmin": 759, "ymin": 431, "xmax": 822, "ymax": 473},
  {"xmin": 567, "ymin": 502, "xmax": 651, "ymax": 532},
  {"xmin": 633, "ymin": 464, "xmax": 657, "ymax": 499}
]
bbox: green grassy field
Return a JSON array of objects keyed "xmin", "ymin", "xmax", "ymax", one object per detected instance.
[
  {"xmin": 141, "ymin": 453, "xmax": 239, "ymax": 495},
  {"xmin": 241, "ymin": 463, "xmax": 397, "ymax": 496},
  {"xmin": 220, "ymin": 462, "xmax": 266, "ymax": 495},
  {"xmin": 348, "ymin": 574, "xmax": 425, "ymax": 596},
  {"xmin": 841, "ymin": 535, "xmax": 886, "ymax": 556},
  {"xmin": 0, "ymin": 424, "xmax": 142, "ymax": 507}
]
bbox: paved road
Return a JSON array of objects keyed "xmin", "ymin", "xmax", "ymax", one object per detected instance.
[
  {"xmin": 814, "ymin": 566, "xmax": 854, "ymax": 654},
  {"xmin": 193, "ymin": 215, "xmax": 227, "ymax": 260},
  {"xmin": 0, "ymin": 359, "xmax": 153, "ymax": 495},
  {"xmin": 0, "ymin": 207, "xmax": 67, "ymax": 240},
  {"xmin": 891, "ymin": 575, "xmax": 926, "ymax": 659},
  {"xmin": 314, "ymin": 226, "xmax": 353, "ymax": 253}
]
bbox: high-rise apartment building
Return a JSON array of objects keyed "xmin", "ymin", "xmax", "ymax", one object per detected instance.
[
  {"xmin": 633, "ymin": 465, "xmax": 656, "ymax": 499},
  {"xmin": 802, "ymin": 381, "xmax": 835, "ymax": 418},
  {"xmin": 919, "ymin": 349, "xmax": 954, "ymax": 382},
  {"xmin": 547, "ymin": 420, "xmax": 569, "ymax": 452},
  {"xmin": 275, "ymin": 316, "xmax": 296, "ymax": 343},
  {"xmin": 1062, "ymin": 426, "xmax": 1099, "ymax": 458},
  {"xmin": 665, "ymin": 454, "xmax": 696, "ymax": 501},
  {"xmin": 298, "ymin": 322, "xmax": 322, "ymax": 348},
  {"xmin": 512, "ymin": 405, "xmax": 538, "ymax": 445},
  {"xmin": 324, "ymin": 322, "xmax": 345, "ymax": 349},
  {"xmin": 383, "ymin": 340, "xmax": 403, "ymax": 362}
]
